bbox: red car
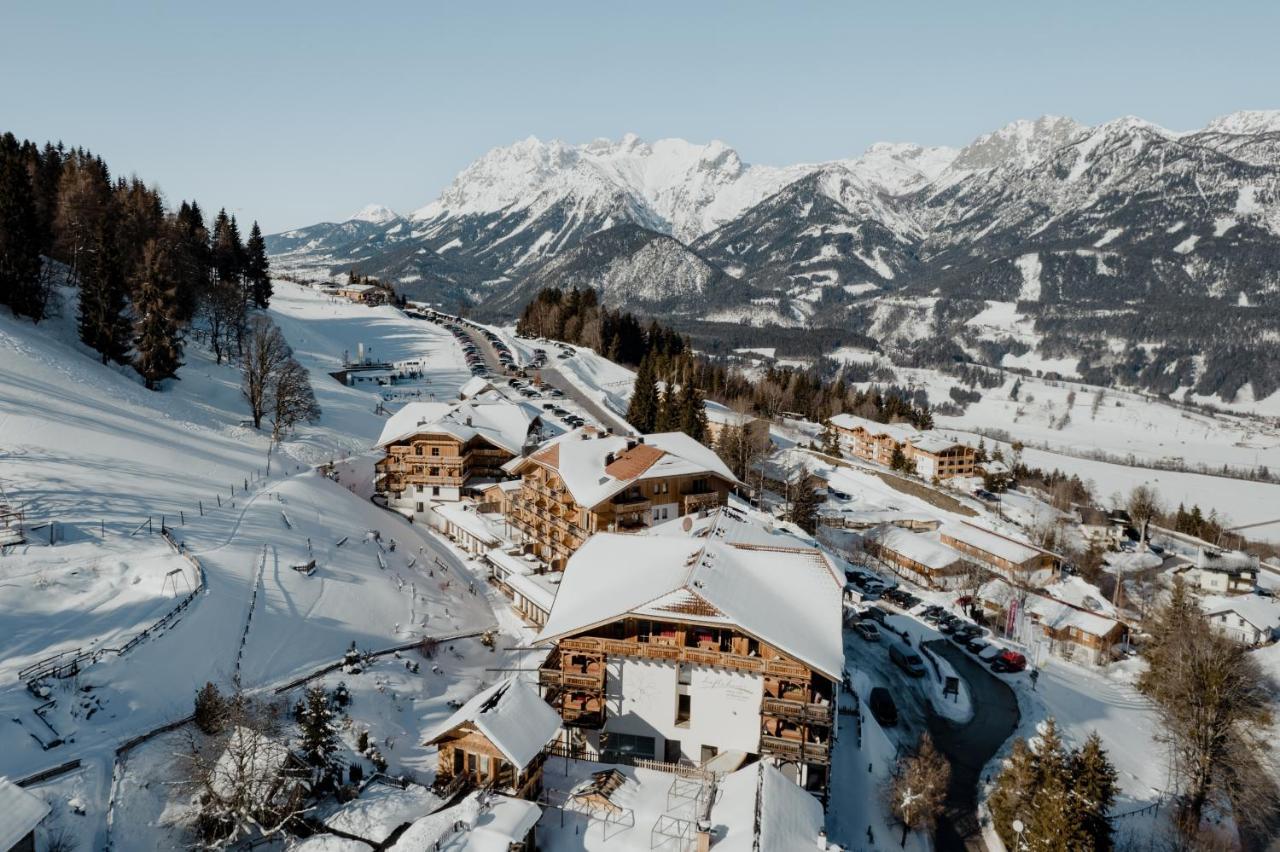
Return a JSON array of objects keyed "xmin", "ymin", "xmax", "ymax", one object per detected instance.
[{"xmin": 991, "ymin": 650, "xmax": 1027, "ymax": 673}]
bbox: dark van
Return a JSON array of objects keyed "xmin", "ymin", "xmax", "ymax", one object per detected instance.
[{"xmin": 890, "ymin": 644, "xmax": 927, "ymax": 677}]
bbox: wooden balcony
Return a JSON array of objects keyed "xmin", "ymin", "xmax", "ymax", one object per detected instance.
[
  {"xmin": 561, "ymin": 636, "xmax": 811, "ymax": 680},
  {"xmin": 759, "ymin": 734, "xmax": 831, "ymax": 765},
  {"xmin": 539, "ymin": 667, "xmax": 605, "ymax": 691},
  {"xmin": 761, "ymin": 696, "xmax": 834, "ymax": 726},
  {"xmin": 682, "ymin": 491, "xmax": 722, "ymax": 514}
]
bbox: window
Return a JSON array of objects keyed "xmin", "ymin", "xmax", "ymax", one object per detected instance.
[
  {"xmin": 431, "ymin": 447, "xmax": 441, "ymax": 456},
  {"xmin": 430, "ymin": 467, "xmax": 440, "ymax": 477},
  {"xmin": 416, "ymin": 502, "xmax": 424, "ymax": 512},
  {"xmin": 415, "ymin": 446, "xmax": 423, "ymax": 455},
  {"xmin": 677, "ymin": 665, "xmax": 692, "ymax": 686},
  {"xmin": 432, "ymin": 486, "xmax": 441, "ymax": 496},
  {"xmin": 675, "ymin": 694, "xmax": 691, "ymax": 726},
  {"xmin": 602, "ymin": 732, "xmax": 655, "ymax": 762}
]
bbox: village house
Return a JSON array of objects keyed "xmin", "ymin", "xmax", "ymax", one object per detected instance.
[
  {"xmin": 533, "ymin": 532, "xmax": 844, "ymax": 799},
  {"xmin": 863, "ymin": 525, "xmax": 972, "ymax": 590},
  {"xmin": 484, "ymin": 549, "xmax": 559, "ymax": 627},
  {"xmin": 940, "ymin": 521, "xmax": 1056, "ymax": 582},
  {"xmin": 978, "ymin": 576, "xmax": 1128, "ymax": 666},
  {"xmin": 502, "ymin": 429, "xmax": 739, "ymax": 570},
  {"xmin": 1078, "ymin": 507, "xmax": 1128, "ymax": 549},
  {"xmin": 374, "ymin": 398, "xmax": 545, "ymax": 508},
  {"xmin": 423, "ymin": 677, "xmax": 562, "ymax": 802},
  {"xmin": 384, "ymin": 791, "xmax": 543, "ymax": 852},
  {"xmin": 0, "ymin": 777, "xmax": 49, "ymax": 852},
  {"xmin": 704, "ymin": 400, "xmax": 770, "ymax": 449},
  {"xmin": 1189, "ymin": 548, "xmax": 1259, "ymax": 596},
  {"xmin": 334, "ymin": 282, "xmax": 390, "ymax": 305},
  {"xmin": 1201, "ymin": 595, "xmax": 1280, "ymax": 646},
  {"xmin": 828, "ymin": 414, "xmax": 976, "ymax": 480}
]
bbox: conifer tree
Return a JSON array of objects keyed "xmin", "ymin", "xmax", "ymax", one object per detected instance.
[
  {"xmin": 788, "ymin": 473, "xmax": 822, "ymax": 534},
  {"xmin": 174, "ymin": 201, "xmax": 211, "ymax": 321},
  {"xmin": 821, "ymin": 419, "xmax": 841, "ymax": 456},
  {"xmin": 298, "ymin": 685, "xmax": 338, "ymax": 774},
  {"xmin": 132, "ymin": 238, "xmax": 184, "ymax": 389},
  {"xmin": 0, "ymin": 142, "xmax": 46, "ymax": 320},
  {"xmin": 678, "ymin": 379, "xmax": 708, "ymax": 443},
  {"xmin": 654, "ymin": 382, "xmax": 676, "ymax": 432},
  {"xmin": 77, "ymin": 205, "xmax": 131, "ymax": 364},
  {"xmin": 1024, "ymin": 719, "xmax": 1085, "ymax": 850},
  {"xmin": 1071, "ymin": 732, "xmax": 1118, "ymax": 851},
  {"xmin": 194, "ymin": 681, "xmax": 228, "ymax": 735},
  {"xmin": 244, "ymin": 221, "xmax": 272, "ymax": 308},
  {"xmin": 626, "ymin": 350, "xmax": 660, "ymax": 433},
  {"xmin": 989, "ymin": 737, "xmax": 1039, "ymax": 844}
]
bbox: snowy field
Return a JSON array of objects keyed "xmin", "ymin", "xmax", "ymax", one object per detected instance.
[{"xmin": 0, "ymin": 281, "xmax": 518, "ymax": 845}]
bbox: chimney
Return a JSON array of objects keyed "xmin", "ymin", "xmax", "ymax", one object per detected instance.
[
  {"xmin": 637, "ymin": 436, "xmax": 645, "ymax": 444},
  {"xmin": 626, "ymin": 439, "xmax": 637, "ymax": 452},
  {"xmin": 605, "ymin": 452, "xmax": 615, "ymax": 465},
  {"xmin": 466, "ymin": 416, "xmax": 473, "ymax": 427}
]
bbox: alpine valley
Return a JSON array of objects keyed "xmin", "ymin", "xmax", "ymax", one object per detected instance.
[{"xmin": 267, "ymin": 112, "xmax": 1280, "ymax": 405}]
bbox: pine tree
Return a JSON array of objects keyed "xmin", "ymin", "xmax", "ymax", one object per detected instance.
[
  {"xmin": 989, "ymin": 737, "xmax": 1039, "ymax": 845},
  {"xmin": 655, "ymin": 382, "xmax": 676, "ymax": 432},
  {"xmin": 626, "ymin": 350, "xmax": 660, "ymax": 433},
  {"xmin": 1025, "ymin": 719, "xmax": 1085, "ymax": 850},
  {"xmin": 1071, "ymin": 732, "xmax": 1118, "ymax": 851},
  {"xmin": 298, "ymin": 685, "xmax": 338, "ymax": 772},
  {"xmin": 77, "ymin": 205, "xmax": 131, "ymax": 364},
  {"xmin": 244, "ymin": 221, "xmax": 272, "ymax": 308},
  {"xmin": 821, "ymin": 419, "xmax": 841, "ymax": 456},
  {"xmin": 788, "ymin": 474, "xmax": 822, "ymax": 534},
  {"xmin": 194, "ymin": 682, "xmax": 227, "ymax": 735},
  {"xmin": 677, "ymin": 379, "xmax": 708, "ymax": 443},
  {"xmin": 132, "ymin": 238, "xmax": 184, "ymax": 389},
  {"xmin": 0, "ymin": 141, "xmax": 46, "ymax": 320},
  {"xmin": 174, "ymin": 201, "xmax": 211, "ymax": 322}
]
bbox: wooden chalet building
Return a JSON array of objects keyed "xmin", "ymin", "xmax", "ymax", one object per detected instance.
[
  {"xmin": 829, "ymin": 414, "xmax": 976, "ymax": 481},
  {"xmin": 374, "ymin": 397, "xmax": 545, "ymax": 509},
  {"xmin": 502, "ymin": 429, "xmax": 739, "ymax": 570},
  {"xmin": 863, "ymin": 525, "xmax": 971, "ymax": 590},
  {"xmin": 940, "ymin": 521, "xmax": 1056, "ymax": 581},
  {"xmin": 534, "ymin": 532, "xmax": 844, "ymax": 799},
  {"xmin": 978, "ymin": 577, "xmax": 1128, "ymax": 666},
  {"xmin": 423, "ymin": 677, "xmax": 562, "ymax": 802}
]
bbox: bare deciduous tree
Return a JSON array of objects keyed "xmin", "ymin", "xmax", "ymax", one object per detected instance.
[
  {"xmin": 241, "ymin": 316, "xmax": 292, "ymax": 430},
  {"xmin": 889, "ymin": 732, "xmax": 950, "ymax": 844},
  {"xmin": 1127, "ymin": 484, "xmax": 1162, "ymax": 542},
  {"xmin": 269, "ymin": 357, "xmax": 320, "ymax": 442}
]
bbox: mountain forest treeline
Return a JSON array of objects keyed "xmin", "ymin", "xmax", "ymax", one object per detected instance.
[
  {"xmin": 516, "ymin": 286, "xmax": 934, "ymax": 437},
  {"xmin": 0, "ymin": 131, "xmax": 271, "ymax": 389}
]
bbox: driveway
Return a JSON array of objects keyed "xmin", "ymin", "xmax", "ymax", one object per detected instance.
[{"xmin": 925, "ymin": 640, "xmax": 1020, "ymax": 851}]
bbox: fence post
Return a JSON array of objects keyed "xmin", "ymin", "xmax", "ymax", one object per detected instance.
[
  {"xmin": 199, "ymin": 501, "xmax": 203, "ymax": 517},
  {"xmin": 217, "ymin": 494, "xmax": 222, "ymax": 508},
  {"xmin": 148, "ymin": 516, "xmax": 153, "ymax": 534},
  {"xmin": 180, "ymin": 511, "xmax": 185, "ymax": 526}
]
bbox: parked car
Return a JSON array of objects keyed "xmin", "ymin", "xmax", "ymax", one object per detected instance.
[
  {"xmin": 964, "ymin": 638, "xmax": 990, "ymax": 655},
  {"xmin": 854, "ymin": 622, "xmax": 881, "ymax": 642},
  {"xmin": 991, "ymin": 650, "xmax": 1027, "ymax": 673},
  {"xmin": 868, "ymin": 687, "xmax": 898, "ymax": 726},
  {"xmin": 890, "ymin": 644, "xmax": 927, "ymax": 677},
  {"xmin": 859, "ymin": 605, "xmax": 888, "ymax": 625}
]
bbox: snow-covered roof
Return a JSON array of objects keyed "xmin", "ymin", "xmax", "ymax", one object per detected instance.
[
  {"xmin": 536, "ymin": 533, "xmax": 844, "ymax": 679},
  {"xmin": 704, "ymin": 400, "xmax": 758, "ymax": 426},
  {"xmin": 338, "ymin": 283, "xmax": 378, "ymax": 294},
  {"xmin": 1202, "ymin": 595, "xmax": 1280, "ymax": 633},
  {"xmin": 1197, "ymin": 547, "xmax": 1258, "ymax": 574},
  {"xmin": 458, "ymin": 376, "xmax": 496, "ymax": 399},
  {"xmin": 318, "ymin": 783, "xmax": 441, "ymax": 844},
  {"xmin": 869, "ymin": 526, "xmax": 964, "ymax": 571},
  {"xmin": 714, "ymin": 763, "xmax": 826, "ymax": 852},
  {"xmin": 503, "ymin": 570, "xmax": 559, "ymax": 612},
  {"xmin": 979, "ymin": 577, "xmax": 1123, "ymax": 638},
  {"xmin": 0, "ymin": 778, "xmax": 49, "ymax": 851},
  {"xmin": 485, "ymin": 548, "xmax": 536, "ymax": 578},
  {"xmin": 435, "ymin": 503, "xmax": 502, "ymax": 546},
  {"xmin": 1040, "ymin": 576, "xmax": 1118, "ymax": 617},
  {"xmin": 829, "ymin": 413, "xmax": 917, "ymax": 444},
  {"xmin": 424, "ymin": 678, "xmax": 561, "ymax": 768},
  {"xmin": 376, "ymin": 398, "xmax": 542, "ymax": 454},
  {"xmin": 942, "ymin": 522, "xmax": 1042, "ymax": 565},
  {"xmin": 652, "ymin": 505, "xmax": 817, "ymax": 553},
  {"xmin": 389, "ymin": 792, "xmax": 540, "ymax": 852},
  {"xmin": 508, "ymin": 429, "xmax": 739, "ymax": 510},
  {"xmin": 1025, "ymin": 596, "xmax": 1121, "ymax": 639},
  {"xmin": 909, "ymin": 433, "xmax": 966, "ymax": 454}
]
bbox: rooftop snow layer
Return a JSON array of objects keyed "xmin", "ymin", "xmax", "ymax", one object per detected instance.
[
  {"xmin": 536, "ymin": 533, "xmax": 844, "ymax": 679},
  {"xmin": 0, "ymin": 777, "xmax": 50, "ymax": 852},
  {"xmin": 376, "ymin": 398, "xmax": 543, "ymax": 455},
  {"xmin": 424, "ymin": 678, "xmax": 561, "ymax": 768},
  {"xmin": 869, "ymin": 526, "xmax": 964, "ymax": 570}
]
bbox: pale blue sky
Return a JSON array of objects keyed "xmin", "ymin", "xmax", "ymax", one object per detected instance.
[{"xmin": 2, "ymin": 1, "xmax": 1276, "ymax": 232}]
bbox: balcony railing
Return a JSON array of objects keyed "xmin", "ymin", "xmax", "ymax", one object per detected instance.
[
  {"xmin": 758, "ymin": 734, "xmax": 831, "ymax": 764},
  {"xmin": 538, "ymin": 667, "xmax": 605, "ymax": 690},
  {"xmin": 761, "ymin": 696, "xmax": 834, "ymax": 725},
  {"xmin": 559, "ymin": 636, "xmax": 811, "ymax": 680},
  {"xmin": 683, "ymin": 492, "xmax": 722, "ymax": 514}
]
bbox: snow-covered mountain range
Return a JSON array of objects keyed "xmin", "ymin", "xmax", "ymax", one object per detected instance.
[{"xmin": 267, "ymin": 110, "xmax": 1280, "ymax": 402}]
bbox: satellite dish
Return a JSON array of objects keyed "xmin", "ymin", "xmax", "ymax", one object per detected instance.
[{"xmin": 682, "ymin": 516, "xmax": 693, "ymax": 532}]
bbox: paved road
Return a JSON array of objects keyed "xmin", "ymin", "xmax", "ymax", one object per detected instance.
[{"xmin": 925, "ymin": 640, "xmax": 1021, "ymax": 851}]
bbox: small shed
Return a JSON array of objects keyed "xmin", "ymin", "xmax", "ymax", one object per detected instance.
[{"xmin": 0, "ymin": 777, "xmax": 50, "ymax": 852}]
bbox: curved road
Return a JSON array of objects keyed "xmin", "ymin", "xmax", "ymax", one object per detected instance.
[{"xmin": 924, "ymin": 640, "xmax": 1021, "ymax": 851}]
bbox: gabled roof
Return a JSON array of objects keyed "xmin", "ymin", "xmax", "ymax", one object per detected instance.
[
  {"xmin": 829, "ymin": 413, "xmax": 918, "ymax": 445},
  {"xmin": 535, "ymin": 533, "xmax": 844, "ymax": 680},
  {"xmin": 424, "ymin": 678, "xmax": 560, "ymax": 768},
  {"xmin": 0, "ymin": 777, "xmax": 50, "ymax": 851},
  {"xmin": 942, "ymin": 521, "xmax": 1044, "ymax": 565},
  {"xmin": 909, "ymin": 433, "xmax": 967, "ymax": 454},
  {"xmin": 869, "ymin": 526, "xmax": 965, "ymax": 571},
  {"xmin": 1202, "ymin": 595, "xmax": 1280, "ymax": 633},
  {"xmin": 458, "ymin": 376, "xmax": 497, "ymax": 400},
  {"xmin": 655, "ymin": 505, "xmax": 818, "ymax": 554},
  {"xmin": 376, "ymin": 399, "xmax": 542, "ymax": 455},
  {"xmin": 507, "ymin": 429, "xmax": 739, "ymax": 510}
]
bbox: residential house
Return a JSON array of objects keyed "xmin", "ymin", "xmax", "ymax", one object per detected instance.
[
  {"xmin": 1191, "ymin": 548, "xmax": 1258, "ymax": 596},
  {"xmin": 1078, "ymin": 507, "xmax": 1126, "ymax": 549},
  {"xmin": 1202, "ymin": 596, "xmax": 1280, "ymax": 646},
  {"xmin": 484, "ymin": 549, "xmax": 559, "ymax": 627},
  {"xmin": 386, "ymin": 791, "xmax": 542, "ymax": 852},
  {"xmin": 828, "ymin": 414, "xmax": 976, "ymax": 480},
  {"xmin": 863, "ymin": 526, "xmax": 972, "ymax": 590},
  {"xmin": 0, "ymin": 777, "xmax": 49, "ymax": 852},
  {"xmin": 335, "ymin": 283, "xmax": 389, "ymax": 305},
  {"xmin": 423, "ymin": 678, "xmax": 562, "ymax": 802},
  {"xmin": 502, "ymin": 429, "xmax": 739, "ymax": 570},
  {"xmin": 534, "ymin": 532, "xmax": 844, "ymax": 799},
  {"xmin": 978, "ymin": 577, "xmax": 1128, "ymax": 665},
  {"xmin": 941, "ymin": 521, "xmax": 1056, "ymax": 582},
  {"xmin": 704, "ymin": 401, "xmax": 770, "ymax": 449},
  {"xmin": 374, "ymin": 398, "xmax": 545, "ymax": 507}
]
